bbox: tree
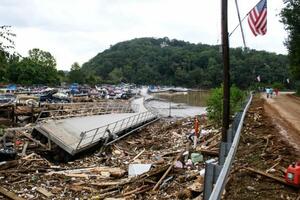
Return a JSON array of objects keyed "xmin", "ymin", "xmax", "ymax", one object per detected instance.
[
  {"xmin": 0, "ymin": 26, "xmax": 15, "ymax": 82},
  {"xmin": 57, "ymin": 70, "xmax": 67, "ymax": 83},
  {"xmin": 0, "ymin": 26, "xmax": 15, "ymax": 52},
  {"xmin": 81, "ymin": 37, "xmax": 290, "ymax": 88},
  {"xmin": 68, "ymin": 62, "xmax": 85, "ymax": 84},
  {"xmin": 206, "ymin": 85, "xmax": 245, "ymax": 124},
  {"xmin": 6, "ymin": 49, "xmax": 59, "ymax": 85},
  {"xmin": 108, "ymin": 68, "xmax": 123, "ymax": 83},
  {"xmin": 28, "ymin": 48, "xmax": 56, "ymax": 69},
  {"xmin": 281, "ymin": 0, "xmax": 300, "ymax": 94},
  {"xmin": 27, "ymin": 48, "xmax": 59, "ymax": 85}
]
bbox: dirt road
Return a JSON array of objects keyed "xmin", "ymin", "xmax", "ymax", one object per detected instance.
[
  {"xmin": 225, "ymin": 95, "xmax": 300, "ymax": 200},
  {"xmin": 263, "ymin": 92, "xmax": 300, "ymax": 154}
]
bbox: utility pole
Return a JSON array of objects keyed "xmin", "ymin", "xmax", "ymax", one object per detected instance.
[{"xmin": 221, "ymin": 0, "xmax": 230, "ymax": 143}]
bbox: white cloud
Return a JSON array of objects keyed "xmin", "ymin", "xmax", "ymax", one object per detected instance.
[{"xmin": 0, "ymin": 0, "xmax": 288, "ymax": 70}]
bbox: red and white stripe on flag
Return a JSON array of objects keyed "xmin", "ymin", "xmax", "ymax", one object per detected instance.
[{"xmin": 248, "ymin": 0, "xmax": 267, "ymax": 36}]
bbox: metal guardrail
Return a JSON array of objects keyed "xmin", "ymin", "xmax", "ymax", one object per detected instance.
[
  {"xmin": 74, "ymin": 111, "xmax": 156, "ymax": 152},
  {"xmin": 204, "ymin": 93, "xmax": 253, "ymax": 200},
  {"xmin": 36, "ymin": 103, "xmax": 139, "ymax": 122}
]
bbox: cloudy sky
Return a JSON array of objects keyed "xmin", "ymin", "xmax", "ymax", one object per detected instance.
[{"xmin": 0, "ymin": 0, "xmax": 287, "ymax": 70}]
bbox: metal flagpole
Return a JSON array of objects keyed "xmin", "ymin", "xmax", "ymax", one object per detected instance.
[
  {"xmin": 229, "ymin": 0, "xmax": 261, "ymax": 37},
  {"xmin": 235, "ymin": 0, "xmax": 247, "ymax": 48},
  {"xmin": 229, "ymin": 14, "xmax": 248, "ymax": 37}
]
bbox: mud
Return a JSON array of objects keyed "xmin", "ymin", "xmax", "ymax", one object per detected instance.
[{"xmin": 225, "ymin": 95, "xmax": 300, "ymax": 200}]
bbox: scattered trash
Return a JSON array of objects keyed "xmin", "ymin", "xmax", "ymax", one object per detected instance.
[
  {"xmin": 128, "ymin": 164, "xmax": 152, "ymax": 176},
  {"xmin": 174, "ymin": 161, "xmax": 183, "ymax": 169},
  {"xmin": 191, "ymin": 153, "xmax": 203, "ymax": 164},
  {"xmin": 0, "ymin": 99, "xmax": 222, "ymax": 199}
]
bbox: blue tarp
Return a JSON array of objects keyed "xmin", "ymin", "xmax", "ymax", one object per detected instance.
[{"xmin": 7, "ymin": 84, "xmax": 17, "ymax": 91}]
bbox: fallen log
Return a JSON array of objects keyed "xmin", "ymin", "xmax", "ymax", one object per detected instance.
[
  {"xmin": 245, "ymin": 167, "xmax": 299, "ymax": 188},
  {"xmin": 198, "ymin": 149, "xmax": 219, "ymax": 156},
  {"xmin": 0, "ymin": 160, "xmax": 18, "ymax": 170},
  {"xmin": 153, "ymin": 150, "xmax": 184, "ymax": 191}
]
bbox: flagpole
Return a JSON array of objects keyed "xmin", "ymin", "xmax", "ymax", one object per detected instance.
[
  {"xmin": 229, "ymin": 0, "xmax": 262, "ymax": 37},
  {"xmin": 229, "ymin": 14, "xmax": 248, "ymax": 37},
  {"xmin": 235, "ymin": 0, "xmax": 247, "ymax": 48}
]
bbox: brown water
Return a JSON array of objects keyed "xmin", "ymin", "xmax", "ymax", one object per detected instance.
[{"xmin": 153, "ymin": 90, "xmax": 211, "ymax": 107}]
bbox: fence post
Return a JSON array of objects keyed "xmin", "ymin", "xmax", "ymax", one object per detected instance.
[
  {"xmin": 219, "ymin": 142, "xmax": 231, "ymax": 166},
  {"xmin": 204, "ymin": 159, "xmax": 220, "ymax": 200}
]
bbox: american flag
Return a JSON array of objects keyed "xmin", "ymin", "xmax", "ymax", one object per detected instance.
[{"xmin": 248, "ymin": 0, "xmax": 267, "ymax": 36}]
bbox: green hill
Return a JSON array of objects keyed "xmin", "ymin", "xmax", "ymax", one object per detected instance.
[{"xmin": 82, "ymin": 37, "xmax": 289, "ymax": 88}]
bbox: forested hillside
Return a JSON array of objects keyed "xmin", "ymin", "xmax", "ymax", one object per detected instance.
[{"xmin": 82, "ymin": 37, "xmax": 289, "ymax": 88}]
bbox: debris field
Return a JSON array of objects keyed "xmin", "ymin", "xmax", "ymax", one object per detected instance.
[{"xmin": 0, "ymin": 116, "xmax": 221, "ymax": 200}]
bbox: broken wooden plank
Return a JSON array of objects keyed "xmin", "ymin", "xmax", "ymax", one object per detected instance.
[
  {"xmin": 0, "ymin": 160, "xmax": 18, "ymax": 170},
  {"xmin": 22, "ymin": 153, "xmax": 36, "ymax": 160},
  {"xmin": 46, "ymin": 166, "xmax": 125, "ymax": 178},
  {"xmin": 89, "ymin": 178, "xmax": 131, "ymax": 187},
  {"xmin": 69, "ymin": 185, "xmax": 97, "ymax": 193},
  {"xmin": 36, "ymin": 187, "xmax": 54, "ymax": 198},
  {"xmin": 121, "ymin": 185, "xmax": 152, "ymax": 197},
  {"xmin": 90, "ymin": 167, "xmax": 126, "ymax": 177},
  {"xmin": 198, "ymin": 149, "xmax": 219, "ymax": 156},
  {"xmin": 21, "ymin": 141, "xmax": 29, "ymax": 156},
  {"xmin": 91, "ymin": 189, "xmax": 119, "ymax": 199},
  {"xmin": 153, "ymin": 150, "xmax": 184, "ymax": 191},
  {"xmin": 19, "ymin": 132, "xmax": 48, "ymax": 149},
  {"xmin": 132, "ymin": 148, "xmax": 145, "ymax": 161},
  {"xmin": 0, "ymin": 186, "xmax": 25, "ymax": 200}
]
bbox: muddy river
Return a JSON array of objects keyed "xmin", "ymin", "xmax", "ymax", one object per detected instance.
[{"xmin": 145, "ymin": 90, "xmax": 210, "ymax": 118}]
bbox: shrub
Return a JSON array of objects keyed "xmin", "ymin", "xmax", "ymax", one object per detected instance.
[
  {"xmin": 272, "ymin": 82, "xmax": 284, "ymax": 90},
  {"xmin": 206, "ymin": 85, "xmax": 246, "ymax": 125}
]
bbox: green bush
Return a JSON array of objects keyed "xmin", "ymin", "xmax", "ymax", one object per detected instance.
[
  {"xmin": 206, "ymin": 85, "xmax": 246, "ymax": 124},
  {"xmin": 206, "ymin": 87, "xmax": 223, "ymax": 124},
  {"xmin": 272, "ymin": 82, "xmax": 284, "ymax": 90}
]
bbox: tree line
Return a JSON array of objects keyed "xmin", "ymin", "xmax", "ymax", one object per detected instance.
[
  {"xmin": 281, "ymin": 0, "xmax": 300, "ymax": 94},
  {"xmin": 0, "ymin": 35, "xmax": 291, "ymax": 89},
  {"xmin": 82, "ymin": 37, "xmax": 290, "ymax": 89}
]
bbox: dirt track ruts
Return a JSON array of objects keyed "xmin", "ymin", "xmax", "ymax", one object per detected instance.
[{"xmin": 263, "ymin": 92, "xmax": 300, "ymax": 155}]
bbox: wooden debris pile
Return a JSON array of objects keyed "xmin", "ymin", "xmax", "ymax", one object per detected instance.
[{"xmin": 0, "ymin": 117, "xmax": 222, "ymax": 199}]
